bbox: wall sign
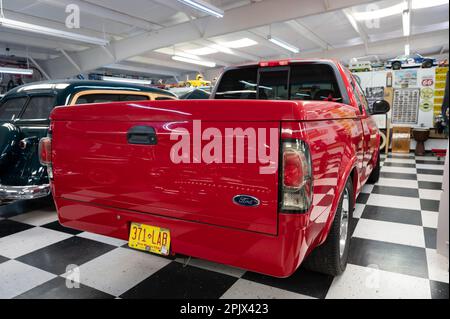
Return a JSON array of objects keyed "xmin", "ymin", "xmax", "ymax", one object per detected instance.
[
  {"xmin": 421, "ymin": 77, "xmax": 434, "ymax": 87},
  {"xmin": 420, "ymin": 100, "xmax": 433, "ymax": 112},
  {"xmin": 392, "ymin": 88, "xmax": 420, "ymax": 124},
  {"xmin": 434, "ymin": 67, "xmax": 449, "ymax": 115},
  {"xmin": 394, "ymin": 70, "xmax": 418, "ymax": 87}
]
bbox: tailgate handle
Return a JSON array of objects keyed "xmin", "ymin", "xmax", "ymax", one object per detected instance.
[{"xmin": 127, "ymin": 126, "xmax": 157, "ymax": 145}]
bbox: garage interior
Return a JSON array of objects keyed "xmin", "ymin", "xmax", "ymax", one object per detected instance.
[{"xmin": 0, "ymin": 0, "xmax": 449, "ymax": 299}]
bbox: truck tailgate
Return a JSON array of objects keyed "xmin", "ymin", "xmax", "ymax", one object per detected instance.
[{"xmin": 50, "ymin": 100, "xmax": 289, "ymax": 235}]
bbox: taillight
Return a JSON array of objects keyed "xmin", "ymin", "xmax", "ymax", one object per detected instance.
[
  {"xmin": 280, "ymin": 139, "xmax": 313, "ymax": 213},
  {"xmin": 39, "ymin": 137, "xmax": 53, "ymax": 178}
]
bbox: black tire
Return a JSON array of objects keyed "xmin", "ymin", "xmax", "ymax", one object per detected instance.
[
  {"xmin": 422, "ymin": 60, "xmax": 433, "ymax": 68},
  {"xmin": 367, "ymin": 151, "xmax": 381, "ymax": 184},
  {"xmin": 392, "ymin": 62, "xmax": 401, "ymax": 70},
  {"xmin": 303, "ymin": 178, "xmax": 353, "ymax": 276}
]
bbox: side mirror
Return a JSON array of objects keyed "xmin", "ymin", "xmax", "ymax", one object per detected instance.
[{"xmin": 371, "ymin": 100, "xmax": 390, "ymax": 115}]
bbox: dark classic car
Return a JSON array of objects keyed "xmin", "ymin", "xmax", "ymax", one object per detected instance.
[{"xmin": 0, "ymin": 80, "xmax": 176, "ymax": 203}]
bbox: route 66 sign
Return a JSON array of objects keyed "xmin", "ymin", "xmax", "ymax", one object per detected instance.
[{"xmin": 421, "ymin": 77, "xmax": 434, "ymax": 87}]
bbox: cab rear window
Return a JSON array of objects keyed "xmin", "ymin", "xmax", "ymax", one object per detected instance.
[
  {"xmin": 215, "ymin": 63, "xmax": 342, "ymax": 102},
  {"xmin": 214, "ymin": 67, "xmax": 257, "ymax": 99},
  {"xmin": 290, "ymin": 64, "xmax": 342, "ymax": 102}
]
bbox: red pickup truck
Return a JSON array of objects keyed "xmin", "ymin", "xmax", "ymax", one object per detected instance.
[{"xmin": 40, "ymin": 59, "xmax": 389, "ymax": 277}]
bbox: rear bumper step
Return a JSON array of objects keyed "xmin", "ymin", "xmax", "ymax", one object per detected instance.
[
  {"xmin": 0, "ymin": 184, "xmax": 51, "ymax": 200},
  {"xmin": 55, "ymin": 197, "xmax": 310, "ymax": 277}
]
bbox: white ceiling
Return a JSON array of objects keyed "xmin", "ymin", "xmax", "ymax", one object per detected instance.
[{"xmin": 0, "ymin": 0, "xmax": 448, "ymax": 79}]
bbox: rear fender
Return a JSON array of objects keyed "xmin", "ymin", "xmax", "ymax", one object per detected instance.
[{"xmin": 315, "ymin": 154, "xmax": 357, "ymax": 246}]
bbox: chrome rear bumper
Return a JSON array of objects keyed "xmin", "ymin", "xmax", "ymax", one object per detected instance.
[{"xmin": 0, "ymin": 184, "xmax": 51, "ymax": 200}]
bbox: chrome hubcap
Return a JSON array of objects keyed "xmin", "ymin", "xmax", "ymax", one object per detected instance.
[{"xmin": 339, "ymin": 189, "xmax": 350, "ymax": 258}]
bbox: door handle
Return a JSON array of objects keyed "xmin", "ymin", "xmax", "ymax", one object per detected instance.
[{"xmin": 127, "ymin": 125, "xmax": 157, "ymax": 145}]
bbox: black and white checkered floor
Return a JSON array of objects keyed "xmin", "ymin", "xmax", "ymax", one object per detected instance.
[{"xmin": 0, "ymin": 153, "xmax": 448, "ymax": 299}]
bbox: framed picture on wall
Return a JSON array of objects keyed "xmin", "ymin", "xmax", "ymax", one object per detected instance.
[
  {"xmin": 392, "ymin": 88, "xmax": 420, "ymax": 124},
  {"xmin": 366, "ymin": 86, "xmax": 385, "ymax": 113}
]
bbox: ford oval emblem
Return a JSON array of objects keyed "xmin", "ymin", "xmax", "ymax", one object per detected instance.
[{"xmin": 233, "ymin": 195, "xmax": 260, "ymax": 207}]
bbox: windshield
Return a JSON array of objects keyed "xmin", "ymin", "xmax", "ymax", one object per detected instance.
[{"xmin": 215, "ymin": 63, "xmax": 342, "ymax": 102}]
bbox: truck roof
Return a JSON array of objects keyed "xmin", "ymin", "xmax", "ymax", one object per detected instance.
[{"xmin": 4, "ymin": 79, "xmax": 176, "ymax": 98}]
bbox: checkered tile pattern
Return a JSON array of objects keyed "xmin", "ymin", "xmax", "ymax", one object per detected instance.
[{"xmin": 0, "ymin": 153, "xmax": 448, "ymax": 299}]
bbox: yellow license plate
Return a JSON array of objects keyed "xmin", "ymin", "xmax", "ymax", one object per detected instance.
[{"xmin": 128, "ymin": 223, "xmax": 171, "ymax": 256}]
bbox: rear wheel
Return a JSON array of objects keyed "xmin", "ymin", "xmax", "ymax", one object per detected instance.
[
  {"xmin": 367, "ymin": 151, "xmax": 381, "ymax": 184},
  {"xmin": 392, "ymin": 62, "xmax": 401, "ymax": 70},
  {"xmin": 303, "ymin": 178, "xmax": 353, "ymax": 276}
]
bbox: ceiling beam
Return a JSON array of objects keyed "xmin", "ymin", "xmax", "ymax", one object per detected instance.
[
  {"xmin": 127, "ymin": 56, "xmax": 201, "ymax": 72},
  {"xmin": 103, "ymin": 63, "xmax": 180, "ymax": 77},
  {"xmin": 274, "ymin": 29, "xmax": 449, "ymax": 63},
  {"xmin": 285, "ymin": 20, "xmax": 330, "ymax": 50},
  {"xmin": 0, "ymin": 30, "xmax": 87, "ymax": 52},
  {"xmin": 342, "ymin": 8, "xmax": 369, "ymax": 54},
  {"xmin": 41, "ymin": 0, "xmax": 374, "ymax": 78},
  {"xmin": 29, "ymin": 57, "xmax": 51, "ymax": 80},
  {"xmin": 246, "ymin": 29, "xmax": 295, "ymax": 57},
  {"xmin": 0, "ymin": 44, "xmax": 58, "ymax": 60},
  {"xmin": 58, "ymin": 49, "xmax": 82, "ymax": 73},
  {"xmin": 40, "ymin": 0, "xmax": 162, "ymax": 31}
]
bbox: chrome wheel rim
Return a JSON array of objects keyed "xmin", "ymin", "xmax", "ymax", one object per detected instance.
[{"xmin": 339, "ymin": 189, "xmax": 350, "ymax": 258}]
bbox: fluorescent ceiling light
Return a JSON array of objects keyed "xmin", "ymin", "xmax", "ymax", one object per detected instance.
[
  {"xmin": 220, "ymin": 38, "xmax": 258, "ymax": 48},
  {"xmin": 268, "ymin": 36, "xmax": 299, "ymax": 53},
  {"xmin": 171, "ymin": 39, "xmax": 257, "ymax": 59},
  {"xmin": 405, "ymin": 44, "xmax": 410, "ymax": 55},
  {"xmin": 186, "ymin": 47, "xmax": 219, "ymax": 55},
  {"xmin": 0, "ymin": 67, "xmax": 34, "ymax": 75},
  {"xmin": 210, "ymin": 43, "xmax": 234, "ymax": 54},
  {"xmin": 172, "ymin": 55, "xmax": 216, "ymax": 67},
  {"xmin": 155, "ymin": 48, "xmax": 201, "ymax": 60},
  {"xmin": 175, "ymin": 51, "xmax": 201, "ymax": 60},
  {"xmin": 185, "ymin": 43, "xmax": 237, "ymax": 56},
  {"xmin": 102, "ymin": 76, "xmax": 151, "ymax": 85},
  {"xmin": 0, "ymin": 17, "xmax": 109, "ymax": 46},
  {"xmin": 402, "ymin": 10, "xmax": 411, "ymax": 36},
  {"xmin": 412, "ymin": 0, "xmax": 448, "ymax": 9},
  {"xmin": 177, "ymin": 0, "xmax": 224, "ymax": 18}
]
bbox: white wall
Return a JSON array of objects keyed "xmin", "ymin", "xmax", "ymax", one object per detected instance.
[
  {"xmin": 355, "ymin": 68, "xmax": 437, "ymax": 128},
  {"xmin": 355, "ymin": 67, "xmax": 448, "ymax": 151}
]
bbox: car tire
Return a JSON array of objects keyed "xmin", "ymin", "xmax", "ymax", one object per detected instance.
[
  {"xmin": 392, "ymin": 62, "xmax": 401, "ymax": 70},
  {"xmin": 367, "ymin": 151, "xmax": 381, "ymax": 184},
  {"xmin": 422, "ymin": 60, "xmax": 433, "ymax": 68},
  {"xmin": 302, "ymin": 177, "xmax": 353, "ymax": 276}
]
